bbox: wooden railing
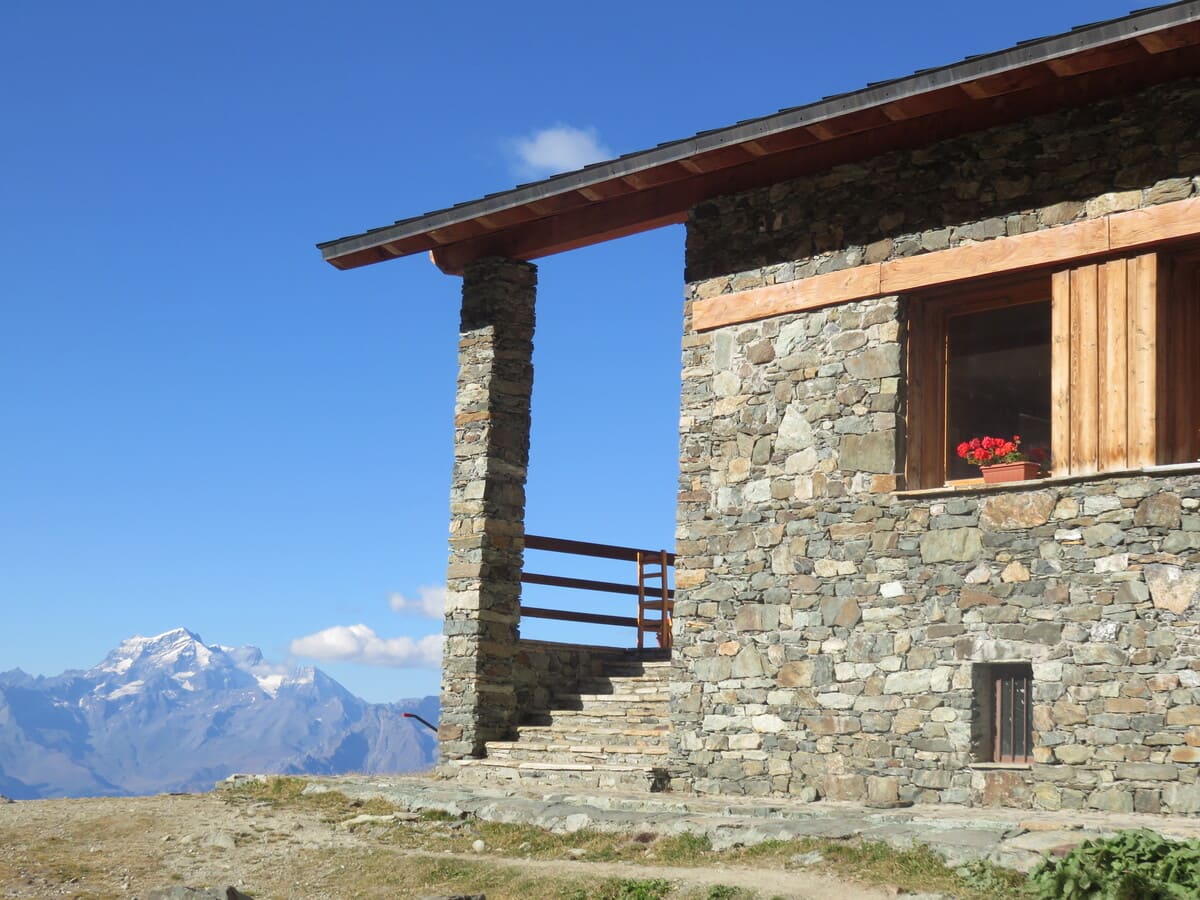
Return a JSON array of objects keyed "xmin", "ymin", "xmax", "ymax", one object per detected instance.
[{"xmin": 520, "ymin": 534, "xmax": 676, "ymax": 649}]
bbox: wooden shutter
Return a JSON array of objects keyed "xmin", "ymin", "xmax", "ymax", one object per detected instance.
[{"xmin": 1051, "ymin": 252, "xmax": 1158, "ymax": 475}]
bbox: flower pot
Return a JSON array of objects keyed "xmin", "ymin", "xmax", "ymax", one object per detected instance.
[{"xmin": 981, "ymin": 461, "xmax": 1042, "ymax": 483}]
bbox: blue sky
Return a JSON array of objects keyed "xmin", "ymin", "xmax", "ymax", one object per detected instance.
[{"xmin": 1, "ymin": 0, "xmax": 1142, "ymax": 702}]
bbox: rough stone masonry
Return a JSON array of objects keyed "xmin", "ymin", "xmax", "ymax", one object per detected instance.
[
  {"xmin": 440, "ymin": 257, "xmax": 537, "ymax": 759},
  {"xmin": 672, "ymin": 77, "xmax": 1200, "ymax": 812}
]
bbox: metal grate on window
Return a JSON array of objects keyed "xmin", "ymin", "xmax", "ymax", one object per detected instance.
[{"xmin": 994, "ymin": 666, "xmax": 1034, "ymax": 763}]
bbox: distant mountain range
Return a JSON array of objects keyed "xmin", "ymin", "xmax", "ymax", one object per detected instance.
[{"xmin": 0, "ymin": 628, "xmax": 438, "ymax": 799}]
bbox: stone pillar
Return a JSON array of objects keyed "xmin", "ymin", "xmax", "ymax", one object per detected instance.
[{"xmin": 439, "ymin": 257, "xmax": 536, "ymax": 759}]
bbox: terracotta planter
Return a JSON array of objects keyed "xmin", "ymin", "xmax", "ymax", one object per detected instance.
[{"xmin": 981, "ymin": 461, "xmax": 1042, "ymax": 483}]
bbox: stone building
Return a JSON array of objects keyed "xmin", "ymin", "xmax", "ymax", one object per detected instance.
[{"xmin": 319, "ymin": 4, "xmax": 1200, "ymax": 813}]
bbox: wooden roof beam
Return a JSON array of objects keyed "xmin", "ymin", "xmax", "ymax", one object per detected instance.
[
  {"xmin": 621, "ymin": 162, "xmax": 692, "ymax": 190},
  {"xmin": 960, "ymin": 63, "xmax": 1058, "ymax": 100},
  {"xmin": 881, "ymin": 85, "xmax": 972, "ymax": 121},
  {"xmin": 1138, "ymin": 20, "xmax": 1200, "ymax": 53},
  {"xmin": 577, "ymin": 180, "xmax": 634, "ymax": 202},
  {"xmin": 1045, "ymin": 40, "xmax": 1149, "ymax": 76},
  {"xmin": 679, "ymin": 145, "xmax": 760, "ymax": 174}
]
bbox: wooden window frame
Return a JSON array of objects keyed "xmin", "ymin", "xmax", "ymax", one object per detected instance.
[{"xmin": 906, "ymin": 277, "xmax": 1051, "ymax": 489}]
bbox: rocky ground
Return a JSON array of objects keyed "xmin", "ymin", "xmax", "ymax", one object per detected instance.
[
  {"xmin": 0, "ymin": 780, "xmax": 912, "ymax": 899},
  {"xmin": 7, "ymin": 773, "xmax": 1200, "ymax": 899}
]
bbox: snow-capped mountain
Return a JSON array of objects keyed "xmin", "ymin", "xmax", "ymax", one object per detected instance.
[{"xmin": 0, "ymin": 628, "xmax": 439, "ymax": 799}]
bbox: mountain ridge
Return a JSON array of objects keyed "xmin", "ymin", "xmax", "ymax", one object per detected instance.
[{"xmin": 0, "ymin": 628, "xmax": 438, "ymax": 799}]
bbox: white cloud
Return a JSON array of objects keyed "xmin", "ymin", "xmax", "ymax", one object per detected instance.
[
  {"xmin": 510, "ymin": 125, "xmax": 612, "ymax": 177},
  {"xmin": 289, "ymin": 624, "xmax": 443, "ymax": 668},
  {"xmin": 389, "ymin": 584, "xmax": 445, "ymax": 619}
]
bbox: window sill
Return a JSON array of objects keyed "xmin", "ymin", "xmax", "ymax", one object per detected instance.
[
  {"xmin": 895, "ymin": 461, "xmax": 1200, "ymax": 498},
  {"xmin": 970, "ymin": 762, "xmax": 1032, "ymax": 771}
]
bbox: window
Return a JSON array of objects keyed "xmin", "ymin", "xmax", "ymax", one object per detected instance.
[
  {"xmin": 907, "ymin": 279, "xmax": 1051, "ymax": 487},
  {"xmin": 973, "ymin": 663, "xmax": 1034, "ymax": 764},
  {"xmin": 906, "ymin": 249, "xmax": 1200, "ymax": 488},
  {"xmin": 946, "ymin": 301, "xmax": 1052, "ymax": 480}
]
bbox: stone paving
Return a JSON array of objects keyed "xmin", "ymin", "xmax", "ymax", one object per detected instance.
[{"xmin": 269, "ymin": 773, "xmax": 1200, "ymax": 874}]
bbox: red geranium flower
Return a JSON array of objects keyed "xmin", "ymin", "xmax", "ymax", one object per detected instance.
[{"xmin": 955, "ymin": 434, "xmax": 1037, "ymax": 469}]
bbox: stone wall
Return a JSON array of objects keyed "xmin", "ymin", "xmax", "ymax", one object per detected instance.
[
  {"xmin": 440, "ymin": 258, "xmax": 536, "ymax": 759},
  {"xmin": 673, "ymin": 77, "xmax": 1200, "ymax": 811},
  {"xmin": 685, "ymin": 79, "xmax": 1200, "ymax": 286}
]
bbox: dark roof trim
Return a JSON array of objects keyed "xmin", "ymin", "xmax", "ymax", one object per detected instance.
[{"xmin": 318, "ymin": 2, "xmax": 1200, "ymax": 273}]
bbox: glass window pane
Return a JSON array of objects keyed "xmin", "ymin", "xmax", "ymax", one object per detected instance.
[{"xmin": 946, "ymin": 301, "xmax": 1052, "ymax": 480}]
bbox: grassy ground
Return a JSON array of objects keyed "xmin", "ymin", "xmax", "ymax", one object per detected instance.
[{"xmin": 220, "ymin": 777, "xmax": 1030, "ymax": 899}]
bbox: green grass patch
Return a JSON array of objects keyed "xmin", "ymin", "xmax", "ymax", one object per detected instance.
[
  {"xmin": 654, "ymin": 832, "xmax": 712, "ymax": 864},
  {"xmin": 221, "ymin": 776, "xmax": 398, "ymax": 823}
]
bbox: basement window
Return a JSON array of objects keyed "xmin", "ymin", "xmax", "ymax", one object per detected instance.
[{"xmin": 973, "ymin": 663, "xmax": 1034, "ymax": 764}]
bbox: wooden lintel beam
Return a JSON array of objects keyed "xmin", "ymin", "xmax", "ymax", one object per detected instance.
[
  {"xmin": 693, "ymin": 266, "xmax": 882, "ymax": 331},
  {"xmin": 691, "ymin": 197, "xmax": 1200, "ymax": 332},
  {"xmin": 1109, "ymin": 195, "xmax": 1200, "ymax": 250},
  {"xmin": 879, "ymin": 218, "xmax": 1109, "ymax": 294}
]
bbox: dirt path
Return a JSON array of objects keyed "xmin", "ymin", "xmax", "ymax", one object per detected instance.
[
  {"xmin": 0, "ymin": 793, "xmax": 901, "ymax": 899},
  {"xmin": 386, "ymin": 848, "xmax": 895, "ymax": 899}
]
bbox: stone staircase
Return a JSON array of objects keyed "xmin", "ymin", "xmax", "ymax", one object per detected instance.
[{"xmin": 442, "ymin": 653, "xmax": 676, "ymax": 792}]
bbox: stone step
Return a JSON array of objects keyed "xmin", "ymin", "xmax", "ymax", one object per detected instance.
[
  {"xmin": 566, "ymin": 696, "xmax": 672, "ymax": 710},
  {"xmin": 552, "ymin": 693, "xmax": 669, "ymax": 709},
  {"xmin": 482, "ymin": 752, "xmax": 672, "ymax": 770},
  {"xmin": 574, "ymin": 676, "xmax": 670, "ymax": 691},
  {"xmin": 545, "ymin": 686, "xmax": 667, "ymax": 707},
  {"xmin": 514, "ymin": 724, "xmax": 669, "ymax": 745},
  {"xmin": 522, "ymin": 711, "xmax": 667, "ymax": 731},
  {"xmin": 590, "ymin": 663, "xmax": 671, "ymax": 679},
  {"xmin": 444, "ymin": 757, "xmax": 672, "ymax": 793},
  {"xmin": 485, "ymin": 743, "xmax": 670, "ymax": 767},
  {"xmin": 527, "ymin": 699, "xmax": 668, "ymax": 715}
]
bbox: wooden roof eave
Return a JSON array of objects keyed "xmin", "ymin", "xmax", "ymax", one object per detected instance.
[{"xmin": 317, "ymin": 4, "xmax": 1200, "ymax": 276}]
